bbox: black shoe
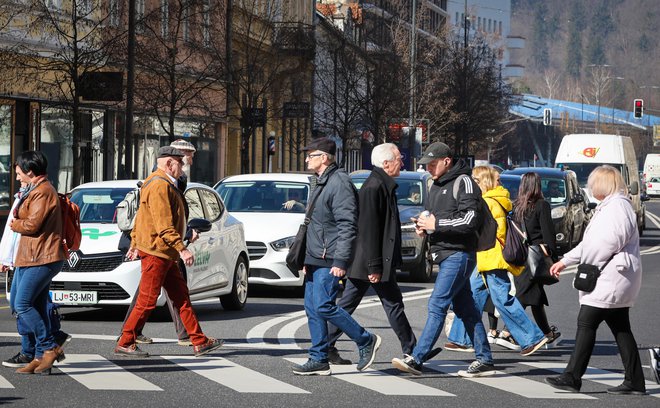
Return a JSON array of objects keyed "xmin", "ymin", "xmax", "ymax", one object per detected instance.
[
  {"xmin": 391, "ymin": 354, "xmax": 423, "ymax": 376},
  {"xmin": 114, "ymin": 344, "xmax": 149, "ymax": 358},
  {"xmin": 193, "ymin": 338, "xmax": 224, "ymax": 357},
  {"xmin": 607, "ymin": 383, "xmax": 646, "ymax": 395},
  {"xmin": 457, "ymin": 360, "xmax": 496, "ymax": 378},
  {"xmin": 2, "ymin": 352, "xmax": 33, "ymax": 368},
  {"xmin": 545, "ymin": 375, "xmax": 581, "ymax": 392},
  {"xmin": 292, "ymin": 359, "xmax": 331, "ymax": 376},
  {"xmin": 328, "ymin": 347, "xmax": 351, "ymax": 365},
  {"xmin": 356, "ymin": 334, "xmax": 381, "ymax": 371}
]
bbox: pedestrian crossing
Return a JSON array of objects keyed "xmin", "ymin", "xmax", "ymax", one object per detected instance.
[{"xmin": 1, "ymin": 353, "xmax": 658, "ymax": 399}]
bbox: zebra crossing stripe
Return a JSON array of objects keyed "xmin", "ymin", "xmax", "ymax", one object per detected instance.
[
  {"xmin": 0, "ymin": 374, "xmax": 14, "ymax": 388},
  {"xmin": 164, "ymin": 355, "xmax": 309, "ymax": 394},
  {"xmin": 286, "ymin": 358, "xmax": 453, "ymax": 396},
  {"xmin": 424, "ymin": 360, "xmax": 596, "ymax": 399},
  {"xmin": 55, "ymin": 354, "xmax": 162, "ymax": 391},
  {"xmin": 521, "ymin": 362, "xmax": 660, "ymax": 398}
]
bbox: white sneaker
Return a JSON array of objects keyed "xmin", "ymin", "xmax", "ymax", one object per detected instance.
[
  {"xmin": 487, "ymin": 331, "xmax": 499, "ymax": 345},
  {"xmin": 495, "ymin": 332, "xmax": 521, "ymax": 351}
]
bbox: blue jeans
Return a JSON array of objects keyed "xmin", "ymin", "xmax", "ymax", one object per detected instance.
[
  {"xmin": 12, "ymin": 262, "xmax": 63, "ymax": 357},
  {"xmin": 412, "ymin": 251, "xmax": 493, "ymax": 365},
  {"xmin": 304, "ymin": 266, "xmax": 372, "ymax": 362},
  {"xmin": 448, "ymin": 268, "xmax": 545, "ymax": 350}
]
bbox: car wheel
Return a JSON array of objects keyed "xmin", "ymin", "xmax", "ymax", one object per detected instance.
[
  {"xmin": 220, "ymin": 256, "xmax": 248, "ymax": 310},
  {"xmin": 409, "ymin": 241, "xmax": 433, "ymax": 282}
]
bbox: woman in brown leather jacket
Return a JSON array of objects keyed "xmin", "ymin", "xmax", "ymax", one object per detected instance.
[{"xmin": 10, "ymin": 151, "xmax": 66, "ymax": 375}]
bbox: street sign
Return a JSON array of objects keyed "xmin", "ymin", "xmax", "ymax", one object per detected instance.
[
  {"xmin": 283, "ymin": 102, "xmax": 309, "ymax": 118},
  {"xmin": 250, "ymin": 108, "xmax": 266, "ymax": 127}
]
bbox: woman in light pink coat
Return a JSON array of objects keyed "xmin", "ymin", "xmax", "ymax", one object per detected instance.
[{"xmin": 545, "ymin": 165, "xmax": 645, "ymax": 395}]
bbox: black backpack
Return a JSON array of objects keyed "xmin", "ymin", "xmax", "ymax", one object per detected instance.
[
  {"xmin": 453, "ymin": 175, "xmax": 497, "ymax": 252},
  {"xmin": 491, "ymin": 200, "xmax": 528, "ymax": 265}
]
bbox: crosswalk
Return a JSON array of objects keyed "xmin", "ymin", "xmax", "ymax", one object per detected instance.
[{"xmin": 1, "ymin": 353, "xmax": 658, "ymax": 399}]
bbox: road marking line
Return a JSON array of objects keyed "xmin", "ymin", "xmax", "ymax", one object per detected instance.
[
  {"xmin": 424, "ymin": 360, "xmax": 596, "ymax": 399},
  {"xmin": 55, "ymin": 354, "xmax": 162, "ymax": 391},
  {"xmin": 0, "ymin": 374, "xmax": 14, "ymax": 389},
  {"xmin": 165, "ymin": 355, "xmax": 309, "ymax": 394},
  {"xmin": 521, "ymin": 362, "xmax": 660, "ymax": 398},
  {"xmin": 286, "ymin": 358, "xmax": 453, "ymax": 396}
]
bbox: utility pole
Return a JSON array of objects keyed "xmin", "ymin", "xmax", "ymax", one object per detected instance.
[
  {"xmin": 408, "ymin": 0, "xmax": 417, "ymax": 169},
  {"xmin": 124, "ymin": 0, "xmax": 136, "ymax": 178}
]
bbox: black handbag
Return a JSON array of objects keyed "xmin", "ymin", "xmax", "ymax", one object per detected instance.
[
  {"xmin": 285, "ymin": 186, "xmax": 324, "ymax": 273},
  {"xmin": 526, "ymin": 244, "xmax": 559, "ymax": 285},
  {"xmin": 573, "ymin": 253, "xmax": 615, "ymax": 292}
]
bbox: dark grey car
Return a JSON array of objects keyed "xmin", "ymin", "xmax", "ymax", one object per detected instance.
[{"xmin": 350, "ymin": 170, "xmax": 434, "ymax": 282}]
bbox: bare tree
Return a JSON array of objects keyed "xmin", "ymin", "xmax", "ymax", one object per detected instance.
[
  {"xmin": 132, "ymin": 0, "xmax": 227, "ymax": 139},
  {"xmin": 0, "ymin": 0, "xmax": 123, "ymax": 187}
]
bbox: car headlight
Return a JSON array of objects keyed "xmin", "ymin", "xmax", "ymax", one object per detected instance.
[
  {"xmin": 270, "ymin": 236, "xmax": 296, "ymax": 251},
  {"xmin": 401, "ymin": 222, "xmax": 416, "ymax": 233},
  {"xmin": 551, "ymin": 206, "xmax": 566, "ymax": 219}
]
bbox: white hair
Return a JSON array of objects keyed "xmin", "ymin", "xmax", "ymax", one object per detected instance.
[{"xmin": 371, "ymin": 143, "xmax": 397, "ymax": 168}]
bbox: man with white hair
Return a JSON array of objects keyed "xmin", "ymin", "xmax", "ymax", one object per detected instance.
[{"xmin": 326, "ymin": 143, "xmax": 417, "ymax": 365}]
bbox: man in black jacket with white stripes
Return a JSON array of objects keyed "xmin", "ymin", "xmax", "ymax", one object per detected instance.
[{"xmin": 392, "ymin": 142, "xmax": 495, "ymax": 378}]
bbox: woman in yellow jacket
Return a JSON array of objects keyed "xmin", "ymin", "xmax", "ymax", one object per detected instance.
[{"xmin": 445, "ymin": 166, "xmax": 549, "ymax": 356}]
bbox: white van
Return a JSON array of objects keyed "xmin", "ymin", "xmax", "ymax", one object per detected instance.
[
  {"xmin": 643, "ymin": 153, "xmax": 660, "ymax": 180},
  {"xmin": 555, "ymin": 134, "xmax": 646, "ymax": 234}
]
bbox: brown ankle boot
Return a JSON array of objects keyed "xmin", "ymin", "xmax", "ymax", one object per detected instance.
[
  {"xmin": 16, "ymin": 358, "xmax": 42, "ymax": 374},
  {"xmin": 34, "ymin": 347, "xmax": 62, "ymax": 375}
]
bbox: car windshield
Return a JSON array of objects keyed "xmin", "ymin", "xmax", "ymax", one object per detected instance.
[
  {"xmin": 70, "ymin": 187, "xmax": 133, "ymax": 224},
  {"xmin": 650, "ymin": 177, "xmax": 660, "ymax": 183},
  {"xmin": 500, "ymin": 178, "xmax": 520, "ymax": 199},
  {"xmin": 541, "ymin": 178, "xmax": 567, "ymax": 205},
  {"xmin": 560, "ymin": 163, "xmax": 624, "ymax": 188},
  {"xmin": 216, "ymin": 181, "xmax": 309, "ymax": 213},
  {"xmin": 396, "ymin": 179, "xmax": 424, "ymax": 206}
]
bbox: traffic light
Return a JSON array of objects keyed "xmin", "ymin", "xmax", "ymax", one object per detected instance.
[
  {"xmin": 634, "ymin": 99, "xmax": 644, "ymax": 119},
  {"xmin": 543, "ymin": 108, "xmax": 552, "ymax": 126}
]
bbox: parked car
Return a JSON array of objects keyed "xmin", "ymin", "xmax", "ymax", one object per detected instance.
[
  {"xmin": 502, "ymin": 167, "xmax": 588, "ymax": 252},
  {"xmin": 647, "ymin": 176, "xmax": 660, "ymax": 197},
  {"xmin": 499, "ymin": 173, "xmax": 522, "ymax": 200},
  {"xmin": 215, "ymin": 173, "xmax": 310, "ymax": 288},
  {"xmin": 350, "ymin": 170, "xmax": 434, "ymax": 282},
  {"xmin": 6, "ymin": 181, "xmax": 250, "ymax": 310}
]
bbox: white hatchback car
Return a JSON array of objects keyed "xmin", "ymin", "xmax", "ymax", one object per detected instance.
[
  {"xmin": 7, "ymin": 180, "xmax": 250, "ymax": 310},
  {"xmin": 215, "ymin": 173, "xmax": 310, "ymax": 288},
  {"xmin": 647, "ymin": 176, "xmax": 660, "ymax": 197}
]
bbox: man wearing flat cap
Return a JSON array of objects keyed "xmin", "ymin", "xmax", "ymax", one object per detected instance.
[
  {"xmin": 291, "ymin": 137, "xmax": 381, "ymax": 375},
  {"xmin": 116, "ymin": 146, "xmax": 223, "ymax": 358},
  {"xmin": 392, "ymin": 142, "xmax": 495, "ymax": 378}
]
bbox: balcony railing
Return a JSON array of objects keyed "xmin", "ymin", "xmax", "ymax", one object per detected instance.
[{"xmin": 273, "ymin": 22, "xmax": 314, "ymax": 58}]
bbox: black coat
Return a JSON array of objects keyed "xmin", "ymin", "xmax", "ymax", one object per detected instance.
[
  {"xmin": 514, "ymin": 199, "xmax": 556, "ymax": 306},
  {"xmin": 348, "ymin": 167, "xmax": 402, "ymax": 282}
]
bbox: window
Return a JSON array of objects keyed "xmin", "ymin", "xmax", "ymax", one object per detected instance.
[
  {"xmin": 70, "ymin": 188, "xmax": 133, "ymax": 224},
  {"xmin": 200, "ymin": 190, "xmax": 224, "ymax": 222},
  {"xmin": 161, "ymin": 0, "xmax": 169, "ymax": 38},
  {"xmin": 203, "ymin": 0, "xmax": 210, "ymax": 46},
  {"xmin": 110, "ymin": 0, "xmax": 120, "ymax": 27},
  {"xmin": 0, "ymin": 104, "xmax": 13, "ymax": 212},
  {"xmin": 136, "ymin": 0, "xmax": 145, "ymax": 33},
  {"xmin": 185, "ymin": 189, "xmax": 206, "ymax": 219},
  {"xmin": 499, "ymin": 21, "xmax": 502, "ymax": 35},
  {"xmin": 183, "ymin": 1, "xmax": 190, "ymax": 42},
  {"xmin": 216, "ymin": 181, "xmax": 309, "ymax": 213}
]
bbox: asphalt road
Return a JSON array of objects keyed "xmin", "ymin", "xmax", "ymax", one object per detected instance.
[{"xmin": 1, "ymin": 202, "xmax": 660, "ymax": 407}]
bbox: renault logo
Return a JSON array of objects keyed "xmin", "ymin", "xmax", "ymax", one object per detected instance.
[{"xmin": 67, "ymin": 251, "xmax": 81, "ymax": 269}]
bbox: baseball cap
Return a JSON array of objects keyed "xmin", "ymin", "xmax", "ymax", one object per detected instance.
[
  {"xmin": 418, "ymin": 142, "xmax": 453, "ymax": 164},
  {"xmin": 158, "ymin": 146, "xmax": 185, "ymax": 158},
  {"xmin": 301, "ymin": 137, "xmax": 336, "ymax": 155},
  {"xmin": 170, "ymin": 139, "xmax": 196, "ymax": 152}
]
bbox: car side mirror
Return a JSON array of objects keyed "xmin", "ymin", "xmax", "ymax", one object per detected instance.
[
  {"xmin": 187, "ymin": 218, "xmax": 212, "ymax": 233},
  {"xmin": 587, "ymin": 202, "xmax": 597, "ymax": 210},
  {"xmin": 629, "ymin": 181, "xmax": 639, "ymax": 195}
]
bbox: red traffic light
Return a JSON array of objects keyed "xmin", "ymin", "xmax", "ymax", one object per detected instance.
[{"xmin": 633, "ymin": 99, "xmax": 644, "ymax": 119}]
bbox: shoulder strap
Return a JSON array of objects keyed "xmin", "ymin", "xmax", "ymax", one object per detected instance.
[
  {"xmin": 141, "ymin": 176, "xmax": 171, "ymax": 191},
  {"xmin": 452, "ymin": 174, "xmax": 471, "ymax": 200},
  {"xmin": 303, "ymin": 185, "xmax": 325, "ymax": 226}
]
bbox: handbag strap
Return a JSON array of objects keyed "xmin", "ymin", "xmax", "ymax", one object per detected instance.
[
  {"xmin": 597, "ymin": 252, "xmax": 617, "ymax": 271},
  {"xmin": 302, "ymin": 184, "xmax": 325, "ymax": 226}
]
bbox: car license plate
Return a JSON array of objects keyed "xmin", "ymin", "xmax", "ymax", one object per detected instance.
[{"xmin": 50, "ymin": 290, "xmax": 98, "ymax": 305}]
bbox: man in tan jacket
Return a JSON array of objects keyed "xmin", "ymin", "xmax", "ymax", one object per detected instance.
[{"xmin": 115, "ymin": 146, "xmax": 222, "ymax": 357}]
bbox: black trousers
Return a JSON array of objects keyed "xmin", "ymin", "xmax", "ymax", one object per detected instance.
[
  {"xmin": 327, "ymin": 275, "xmax": 416, "ymax": 355},
  {"xmin": 564, "ymin": 305, "xmax": 645, "ymax": 391}
]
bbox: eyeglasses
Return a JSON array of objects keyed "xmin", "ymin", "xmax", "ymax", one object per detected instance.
[{"xmin": 306, "ymin": 153, "xmax": 324, "ymax": 159}]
